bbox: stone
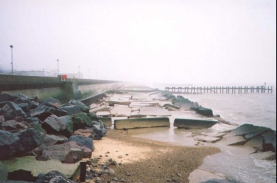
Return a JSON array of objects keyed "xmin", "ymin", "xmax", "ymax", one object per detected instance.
[
  {"xmin": 67, "ymin": 141, "xmax": 92, "ymax": 158},
  {"xmin": 0, "ymin": 130, "xmax": 20, "ymax": 160},
  {"xmin": 0, "ymin": 161, "xmax": 8, "ymax": 181},
  {"xmin": 262, "ymin": 131, "xmax": 276, "ymax": 152},
  {"xmin": 30, "ymin": 105, "xmax": 68, "ymax": 121},
  {"xmin": 191, "ymin": 106, "xmax": 213, "ymax": 117},
  {"xmin": 114, "ymin": 117, "xmax": 170, "ymax": 130},
  {"xmin": 2, "ymin": 102, "xmax": 27, "ymax": 120},
  {"xmin": 174, "ymin": 118, "xmax": 218, "ymax": 129},
  {"xmin": 41, "ymin": 134, "xmax": 68, "ymax": 147},
  {"xmin": 73, "ymin": 129, "xmax": 93, "ymax": 138},
  {"xmin": 194, "ymin": 135, "xmax": 221, "ymax": 143},
  {"xmin": 40, "ymin": 97, "xmax": 61, "ymax": 108},
  {"xmin": 68, "ymin": 135, "xmax": 94, "ymax": 150},
  {"xmin": 72, "ymin": 112, "xmax": 93, "ymax": 131},
  {"xmin": 7, "ymin": 169, "xmax": 36, "ymax": 182},
  {"xmin": 25, "ymin": 117, "xmax": 41, "ymax": 124},
  {"xmin": 35, "ymin": 170, "xmax": 77, "ymax": 183},
  {"xmin": 68, "ymin": 99, "xmax": 89, "ymax": 113},
  {"xmin": 60, "ymin": 105, "xmax": 82, "ymax": 115},
  {"xmin": 41, "ymin": 115, "xmax": 73, "ymax": 137},
  {"xmin": 0, "ymin": 93, "xmax": 16, "ymax": 102},
  {"xmin": 1, "ymin": 120, "xmax": 28, "ymax": 131},
  {"xmin": 90, "ymin": 120, "xmax": 107, "ymax": 140},
  {"xmin": 15, "ymin": 128, "xmax": 42, "ymax": 154}
]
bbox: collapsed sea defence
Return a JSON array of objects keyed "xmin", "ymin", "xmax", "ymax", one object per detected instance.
[
  {"xmin": 174, "ymin": 118, "xmax": 218, "ymax": 129},
  {"xmin": 114, "ymin": 117, "xmax": 170, "ymax": 130}
]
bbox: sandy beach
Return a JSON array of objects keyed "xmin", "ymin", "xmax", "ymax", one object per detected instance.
[{"xmin": 87, "ymin": 129, "xmax": 220, "ymax": 183}]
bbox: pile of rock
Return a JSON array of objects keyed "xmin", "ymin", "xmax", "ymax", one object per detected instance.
[{"xmin": 0, "ymin": 92, "xmax": 107, "ymax": 182}]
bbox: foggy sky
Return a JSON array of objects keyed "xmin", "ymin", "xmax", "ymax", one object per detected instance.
[{"xmin": 0, "ymin": 0, "xmax": 276, "ymax": 85}]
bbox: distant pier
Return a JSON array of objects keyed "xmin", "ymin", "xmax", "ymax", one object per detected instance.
[{"xmin": 165, "ymin": 86, "xmax": 273, "ymax": 94}]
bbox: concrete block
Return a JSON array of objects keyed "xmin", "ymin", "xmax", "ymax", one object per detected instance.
[
  {"xmin": 174, "ymin": 118, "xmax": 218, "ymax": 129},
  {"xmin": 114, "ymin": 117, "xmax": 170, "ymax": 130}
]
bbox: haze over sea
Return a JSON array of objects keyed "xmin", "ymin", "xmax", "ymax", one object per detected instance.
[{"xmin": 154, "ymin": 84, "xmax": 276, "ymax": 130}]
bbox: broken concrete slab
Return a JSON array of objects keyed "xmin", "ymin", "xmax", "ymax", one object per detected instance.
[
  {"xmin": 140, "ymin": 106, "xmax": 171, "ymax": 116},
  {"xmin": 221, "ymin": 136, "xmax": 247, "ymax": 146},
  {"xmin": 225, "ymin": 124, "xmax": 271, "ymax": 139},
  {"xmin": 194, "ymin": 135, "xmax": 221, "ymax": 143},
  {"xmin": 110, "ymin": 105, "xmax": 131, "ymax": 117},
  {"xmin": 89, "ymin": 106, "xmax": 111, "ymax": 113},
  {"xmin": 114, "ymin": 117, "xmax": 170, "ymax": 130},
  {"xmin": 262, "ymin": 131, "xmax": 276, "ymax": 152},
  {"xmin": 174, "ymin": 118, "xmax": 218, "ymax": 129},
  {"xmin": 96, "ymin": 111, "xmax": 111, "ymax": 117}
]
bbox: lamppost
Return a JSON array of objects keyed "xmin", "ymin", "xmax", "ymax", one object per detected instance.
[
  {"xmin": 43, "ymin": 68, "xmax": 44, "ymax": 77},
  {"xmin": 57, "ymin": 59, "xmax": 59, "ymax": 75},
  {"xmin": 78, "ymin": 66, "xmax": 80, "ymax": 78},
  {"xmin": 10, "ymin": 45, "xmax": 13, "ymax": 75},
  {"xmin": 88, "ymin": 69, "xmax": 90, "ymax": 79}
]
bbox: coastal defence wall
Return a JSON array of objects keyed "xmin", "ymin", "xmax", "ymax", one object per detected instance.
[{"xmin": 0, "ymin": 74, "xmax": 121, "ymax": 102}]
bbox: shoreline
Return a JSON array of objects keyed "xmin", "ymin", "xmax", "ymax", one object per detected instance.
[{"xmin": 88, "ymin": 129, "xmax": 220, "ymax": 183}]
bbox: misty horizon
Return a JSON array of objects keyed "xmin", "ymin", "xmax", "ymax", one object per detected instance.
[{"xmin": 0, "ymin": 0, "xmax": 276, "ymax": 86}]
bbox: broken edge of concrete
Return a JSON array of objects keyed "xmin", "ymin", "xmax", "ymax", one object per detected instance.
[
  {"xmin": 114, "ymin": 117, "xmax": 170, "ymax": 130},
  {"xmin": 174, "ymin": 118, "xmax": 218, "ymax": 129}
]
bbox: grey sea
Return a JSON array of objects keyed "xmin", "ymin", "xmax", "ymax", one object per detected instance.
[{"xmin": 132, "ymin": 84, "xmax": 277, "ymax": 183}]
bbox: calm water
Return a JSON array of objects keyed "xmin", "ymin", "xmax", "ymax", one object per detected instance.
[{"xmin": 180, "ymin": 92, "xmax": 276, "ymax": 130}]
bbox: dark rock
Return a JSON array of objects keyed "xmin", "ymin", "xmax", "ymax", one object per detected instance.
[
  {"xmin": 0, "ymin": 115, "xmax": 5, "ymax": 122},
  {"xmin": 191, "ymin": 106, "xmax": 213, "ymax": 117},
  {"xmin": 68, "ymin": 135, "xmax": 94, "ymax": 150},
  {"xmin": 25, "ymin": 117, "xmax": 41, "ymax": 124},
  {"xmin": 0, "ymin": 93, "xmax": 16, "ymax": 102},
  {"xmin": 59, "ymin": 105, "xmax": 82, "ymax": 115},
  {"xmin": 89, "ymin": 120, "xmax": 107, "ymax": 140},
  {"xmin": 72, "ymin": 112, "xmax": 93, "ymax": 131},
  {"xmin": 40, "ymin": 97, "xmax": 61, "ymax": 108},
  {"xmin": 262, "ymin": 131, "xmax": 276, "ymax": 152},
  {"xmin": 1, "ymin": 120, "xmax": 29, "ymax": 131},
  {"xmin": 35, "ymin": 170, "xmax": 76, "ymax": 183},
  {"xmin": 30, "ymin": 105, "xmax": 68, "ymax": 121},
  {"xmin": 30, "ymin": 124, "xmax": 47, "ymax": 134},
  {"xmin": 88, "ymin": 112, "xmax": 100, "ymax": 121},
  {"xmin": 67, "ymin": 141, "xmax": 92, "ymax": 158},
  {"xmin": 41, "ymin": 115, "xmax": 73, "ymax": 137},
  {"xmin": 68, "ymin": 99, "xmax": 89, "ymax": 113},
  {"xmin": 226, "ymin": 124, "xmax": 271, "ymax": 139},
  {"xmin": 172, "ymin": 96, "xmax": 194, "ymax": 110},
  {"xmin": 0, "ymin": 130, "xmax": 20, "ymax": 159},
  {"xmin": 8, "ymin": 169, "xmax": 36, "ymax": 182},
  {"xmin": 0, "ymin": 161, "xmax": 8, "ymax": 181},
  {"xmin": 15, "ymin": 128, "xmax": 42, "ymax": 154},
  {"xmin": 73, "ymin": 129, "xmax": 93, "ymax": 138},
  {"xmin": 41, "ymin": 134, "xmax": 68, "ymax": 147},
  {"xmin": 2, "ymin": 102, "xmax": 27, "ymax": 120}
]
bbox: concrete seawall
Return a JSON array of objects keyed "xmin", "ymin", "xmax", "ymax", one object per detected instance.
[{"xmin": 0, "ymin": 74, "xmax": 121, "ymax": 102}]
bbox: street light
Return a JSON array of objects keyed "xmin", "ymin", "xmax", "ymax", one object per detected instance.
[
  {"xmin": 78, "ymin": 66, "xmax": 80, "ymax": 78},
  {"xmin": 88, "ymin": 69, "xmax": 90, "ymax": 79},
  {"xmin": 57, "ymin": 59, "xmax": 59, "ymax": 75},
  {"xmin": 10, "ymin": 45, "xmax": 13, "ymax": 75}
]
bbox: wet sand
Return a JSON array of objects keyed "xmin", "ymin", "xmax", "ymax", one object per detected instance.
[{"xmin": 88, "ymin": 129, "xmax": 220, "ymax": 183}]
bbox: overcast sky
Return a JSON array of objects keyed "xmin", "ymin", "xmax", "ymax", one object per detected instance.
[{"xmin": 0, "ymin": 0, "xmax": 276, "ymax": 85}]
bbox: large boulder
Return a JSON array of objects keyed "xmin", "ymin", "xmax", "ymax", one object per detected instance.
[
  {"xmin": 68, "ymin": 99, "xmax": 89, "ymax": 113},
  {"xmin": 191, "ymin": 106, "xmax": 214, "ymax": 117},
  {"xmin": 0, "ymin": 93, "xmax": 16, "ymax": 102},
  {"xmin": 15, "ymin": 128, "xmax": 42, "ymax": 154},
  {"xmin": 72, "ymin": 112, "xmax": 93, "ymax": 131},
  {"xmin": 60, "ymin": 105, "xmax": 82, "ymax": 115},
  {"xmin": 41, "ymin": 134, "xmax": 68, "ymax": 147},
  {"xmin": 90, "ymin": 120, "xmax": 107, "ymax": 140},
  {"xmin": 25, "ymin": 117, "xmax": 41, "ymax": 124},
  {"xmin": 262, "ymin": 131, "xmax": 276, "ymax": 152},
  {"xmin": 2, "ymin": 102, "xmax": 27, "ymax": 120},
  {"xmin": 0, "ymin": 130, "xmax": 21, "ymax": 160},
  {"xmin": 68, "ymin": 135, "xmax": 94, "ymax": 150},
  {"xmin": 41, "ymin": 115, "xmax": 73, "ymax": 137},
  {"xmin": 35, "ymin": 171, "xmax": 77, "ymax": 183},
  {"xmin": 40, "ymin": 97, "xmax": 61, "ymax": 108},
  {"xmin": 0, "ymin": 161, "xmax": 8, "ymax": 181},
  {"xmin": 30, "ymin": 105, "xmax": 68, "ymax": 121},
  {"xmin": 1, "ymin": 120, "xmax": 29, "ymax": 131}
]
